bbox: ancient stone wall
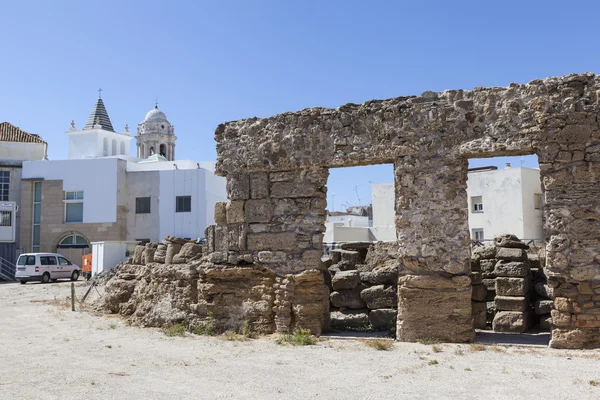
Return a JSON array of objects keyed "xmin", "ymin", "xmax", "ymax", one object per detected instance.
[{"xmin": 212, "ymin": 73, "xmax": 600, "ymax": 348}]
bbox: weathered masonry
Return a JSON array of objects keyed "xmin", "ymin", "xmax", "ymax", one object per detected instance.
[{"xmin": 207, "ymin": 73, "xmax": 600, "ymax": 348}]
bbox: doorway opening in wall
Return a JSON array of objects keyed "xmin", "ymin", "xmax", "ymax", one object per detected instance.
[
  {"xmin": 323, "ymin": 164, "xmax": 397, "ymax": 338},
  {"xmin": 467, "ymin": 154, "xmax": 550, "ymax": 344}
]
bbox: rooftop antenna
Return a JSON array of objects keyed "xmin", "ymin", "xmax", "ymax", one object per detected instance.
[
  {"xmin": 354, "ymin": 186, "xmax": 362, "ymax": 205},
  {"xmin": 98, "ymin": 88, "xmax": 102, "ymax": 99}
]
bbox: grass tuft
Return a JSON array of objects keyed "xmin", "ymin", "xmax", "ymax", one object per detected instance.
[
  {"xmin": 164, "ymin": 322, "xmax": 187, "ymax": 337},
  {"xmin": 221, "ymin": 331, "xmax": 248, "ymax": 341},
  {"xmin": 275, "ymin": 329, "xmax": 316, "ymax": 346},
  {"xmin": 428, "ymin": 359, "xmax": 439, "ymax": 366},
  {"xmin": 193, "ymin": 312, "xmax": 216, "ymax": 336},
  {"xmin": 469, "ymin": 343, "xmax": 486, "ymax": 352},
  {"xmin": 432, "ymin": 345, "xmax": 442, "ymax": 353},
  {"xmin": 590, "ymin": 380, "xmax": 598, "ymax": 387},
  {"xmin": 417, "ymin": 337, "xmax": 442, "ymax": 345},
  {"xmin": 363, "ymin": 339, "xmax": 394, "ymax": 351}
]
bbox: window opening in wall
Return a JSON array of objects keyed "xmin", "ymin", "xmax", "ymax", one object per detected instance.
[
  {"xmin": 32, "ymin": 181, "xmax": 42, "ymax": 252},
  {"xmin": 120, "ymin": 141, "xmax": 125, "ymax": 155},
  {"xmin": 64, "ymin": 190, "xmax": 84, "ymax": 223},
  {"xmin": 0, "ymin": 171, "xmax": 9, "ymax": 201},
  {"xmin": 471, "ymin": 196, "xmax": 483, "ymax": 212},
  {"xmin": 103, "ymin": 137, "xmax": 108, "ymax": 156},
  {"xmin": 176, "ymin": 196, "xmax": 191, "ymax": 212},
  {"xmin": 324, "ymin": 164, "xmax": 396, "ymax": 335},
  {"xmin": 136, "ymin": 197, "xmax": 151, "ymax": 214},
  {"xmin": 468, "ymin": 154, "xmax": 549, "ymax": 339},
  {"xmin": 160, "ymin": 144, "xmax": 166, "ymax": 157},
  {"xmin": 111, "ymin": 139, "xmax": 117, "ymax": 156}
]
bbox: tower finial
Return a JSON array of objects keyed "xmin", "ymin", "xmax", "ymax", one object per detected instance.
[
  {"xmin": 98, "ymin": 88, "xmax": 103, "ymax": 99},
  {"xmin": 155, "ymin": 98, "xmax": 158, "ymax": 109}
]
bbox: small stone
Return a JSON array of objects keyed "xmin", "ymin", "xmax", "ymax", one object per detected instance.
[
  {"xmin": 494, "ymin": 234, "xmax": 529, "ymax": 249},
  {"xmin": 331, "ymin": 270, "xmax": 361, "ymax": 290},
  {"xmin": 257, "ymin": 251, "xmax": 287, "ymax": 263}
]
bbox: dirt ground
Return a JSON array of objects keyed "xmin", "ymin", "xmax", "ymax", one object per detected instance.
[{"xmin": 1, "ymin": 281, "xmax": 600, "ymax": 400}]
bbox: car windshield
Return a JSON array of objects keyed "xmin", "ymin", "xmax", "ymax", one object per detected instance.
[{"xmin": 16, "ymin": 256, "xmax": 27, "ymax": 266}]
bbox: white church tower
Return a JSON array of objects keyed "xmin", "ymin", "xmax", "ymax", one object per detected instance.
[
  {"xmin": 135, "ymin": 104, "xmax": 176, "ymax": 161},
  {"xmin": 66, "ymin": 91, "xmax": 132, "ymax": 159}
]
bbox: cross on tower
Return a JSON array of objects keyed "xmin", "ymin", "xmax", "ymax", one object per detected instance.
[{"xmin": 98, "ymin": 88, "xmax": 102, "ymax": 99}]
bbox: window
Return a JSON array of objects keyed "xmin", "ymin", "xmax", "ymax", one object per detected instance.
[
  {"xmin": 0, "ymin": 211, "xmax": 11, "ymax": 227},
  {"xmin": 136, "ymin": 197, "xmax": 151, "ymax": 214},
  {"xmin": 176, "ymin": 196, "xmax": 191, "ymax": 212},
  {"xmin": 64, "ymin": 191, "xmax": 84, "ymax": 223},
  {"xmin": 59, "ymin": 234, "xmax": 88, "ymax": 247},
  {"xmin": 40, "ymin": 256, "xmax": 57, "ymax": 265},
  {"xmin": 103, "ymin": 137, "xmax": 108, "ymax": 156},
  {"xmin": 472, "ymin": 228, "xmax": 484, "ymax": 241},
  {"xmin": 112, "ymin": 139, "xmax": 117, "ymax": 156},
  {"xmin": 58, "ymin": 256, "xmax": 71, "ymax": 266},
  {"xmin": 160, "ymin": 144, "xmax": 166, "ymax": 157},
  {"xmin": 120, "ymin": 141, "xmax": 125, "ymax": 155},
  {"xmin": 32, "ymin": 182, "xmax": 42, "ymax": 252},
  {"xmin": 0, "ymin": 171, "xmax": 9, "ymax": 201},
  {"xmin": 471, "ymin": 196, "xmax": 483, "ymax": 212},
  {"xmin": 534, "ymin": 193, "xmax": 543, "ymax": 210},
  {"xmin": 17, "ymin": 255, "xmax": 36, "ymax": 266}
]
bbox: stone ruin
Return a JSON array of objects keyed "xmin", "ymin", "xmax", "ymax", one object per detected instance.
[{"xmin": 99, "ymin": 73, "xmax": 600, "ymax": 349}]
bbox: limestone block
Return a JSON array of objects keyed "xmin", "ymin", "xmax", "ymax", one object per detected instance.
[
  {"xmin": 226, "ymin": 173, "xmax": 250, "ymax": 200},
  {"xmin": 245, "ymin": 199, "xmax": 272, "ymax": 223},
  {"xmin": 330, "ymin": 289, "xmax": 365, "ymax": 309},
  {"xmin": 214, "ymin": 225, "xmax": 229, "ymax": 253},
  {"xmin": 550, "ymin": 328, "xmax": 600, "ymax": 349},
  {"xmin": 494, "ymin": 261, "xmax": 530, "ymax": 277},
  {"xmin": 494, "ymin": 234, "xmax": 529, "ymax": 249},
  {"xmin": 397, "ymin": 278, "xmax": 473, "ymax": 343},
  {"xmin": 330, "ymin": 249, "xmax": 359, "ymax": 267},
  {"xmin": 360, "ymin": 285, "xmax": 397, "ymax": 309},
  {"xmin": 535, "ymin": 299, "xmax": 554, "ymax": 315},
  {"xmin": 164, "ymin": 236, "xmax": 188, "ymax": 245},
  {"xmin": 270, "ymin": 181, "xmax": 319, "ymax": 198},
  {"xmin": 172, "ymin": 243, "xmax": 202, "ymax": 264},
  {"xmin": 550, "ymin": 309, "xmax": 571, "ymax": 327},
  {"xmin": 249, "ymin": 173, "xmax": 269, "ymax": 199},
  {"xmin": 496, "ymin": 247, "xmax": 527, "ymax": 261},
  {"xmin": 471, "ymin": 245, "xmax": 496, "ymax": 260},
  {"xmin": 472, "ymin": 301, "xmax": 487, "ymax": 329},
  {"xmin": 143, "ymin": 246, "xmax": 156, "ymax": 264},
  {"xmin": 492, "ymin": 311, "xmax": 532, "ymax": 333},
  {"xmin": 132, "ymin": 245, "xmax": 145, "ymax": 265},
  {"xmin": 204, "ymin": 226, "xmax": 215, "ymax": 254},
  {"xmin": 165, "ymin": 243, "xmax": 182, "ymax": 265},
  {"xmin": 369, "ymin": 309, "xmax": 397, "ymax": 329},
  {"xmin": 247, "ymin": 232, "xmax": 297, "ymax": 251},
  {"xmin": 331, "ymin": 270, "xmax": 360, "ymax": 290},
  {"xmin": 495, "ymin": 276, "xmax": 531, "ymax": 296},
  {"xmin": 330, "ymin": 309, "xmax": 369, "ymax": 329},
  {"xmin": 398, "ymin": 274, "xmax": 470, "ymax": 290},
  {"xmin": 480, "ymin": 259, "xmax": 496, "ymax": 278},
  {"xmin": 486, "ymin": 301, "xmax": 496, "ymax": 322},
  {"xmin": 360, "ymin": 264, "xmax": 398, "ymax": 285},
  {"xmin": 330, "ymin": 250, "xmax": 341, "ymax": 265},
  {"xmin": 153, "ymin": 243, "xmax": 167, "ymax": 263},
  {"xmin": 527, "ymin": 253, "xmax": 541, "ymax": 269},
  {"xmin": 214, "ymin": 202, "xmax": 227, "ymax": 224},
  {"xmin": 258, "ymin": 251, "xmax": 287, "ymax": 263},
  {"xmin": 328, "ymin": 261, "xmax": 355, "ymax": 277},
  {"xmin": 471, "ymin": 284, "xmax": 487, "ymax": 301},
  {"xmin": 226, "ymin": 201, "xmax": 245, "ymax": 224},
  {"xmin": 482, "ymin": 278, "xmax": 496, "ymax": 292},
  {"xmin": 495, "ymin": 296, "xmax": 530, "ymax": 312}
]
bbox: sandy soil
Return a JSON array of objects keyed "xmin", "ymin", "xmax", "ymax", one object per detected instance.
[{"xmin": 1, "ymin": 281, "xmax": 600, "ymax": 400}]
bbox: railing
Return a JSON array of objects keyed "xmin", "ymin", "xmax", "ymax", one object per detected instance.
[{"xmin": 0, "ymin": 256, "xmax": 16, "ymax": 281}]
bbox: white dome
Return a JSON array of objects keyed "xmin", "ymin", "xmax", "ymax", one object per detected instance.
[{"xmin": 143, "ymin": 106, "xmax": 169, "ymax": 123}]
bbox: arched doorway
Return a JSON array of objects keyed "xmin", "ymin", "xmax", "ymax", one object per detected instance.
[
  {"xmin": 160, "ymin": 143, "xmax": 167, "ymax": 157},
  {"xmin": 56, "ymin": 234, "xmax": 89, "ymax": 267}
]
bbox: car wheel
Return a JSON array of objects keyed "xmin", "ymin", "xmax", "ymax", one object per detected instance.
[
  {"xmin": 41, "ymin": 273, "xmax": 50, "ymax": 284},
  {"xmin": 20, "ymin": 280, "xmax": 26, "ymax": 285},
  {"xmin": 71, "ymin": 270, "xmax": 80, "ymax": 281}
]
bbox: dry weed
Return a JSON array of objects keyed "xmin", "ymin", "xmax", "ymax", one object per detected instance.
[{"xmin": 362, "ymin": 339, "xmax": 394, "ymax": 351}]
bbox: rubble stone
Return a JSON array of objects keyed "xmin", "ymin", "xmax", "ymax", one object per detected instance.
[
  {"xmin": 496, "ymin": 276, "xmax": 531, "ymax": 296},
  {"xmin": 330, "ymin": 309, "xmax": 369, "ymax": 329},
  {"xmin": 493, "ymin": 261, "xmax": 530, "ymax": 277},
  {"xmin": 360, "ymin": 285, "xmax": 397, "ymax": 309},
  {"xmin": 496, "ymin": 248, "xmax": 528, "ymax": 262},
  {"xmin": 330, "ymin": 289, "xmax": 365, "ymax": 309},
  {"xmin": 369, "ymin": 309, "xmax": 396, "ymax": 329},
  {"xmin": 535, "ymin": 300, "xmax": 554, "ymax": 315},
  {"xmin": 331, "ymin": 270, "xmax": 360, "ymax": 290}
]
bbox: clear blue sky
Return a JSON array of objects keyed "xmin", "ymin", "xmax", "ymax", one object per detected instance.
[{"xmin": 1, "ymin": 1, "xmax": 599, "ymax": 209}]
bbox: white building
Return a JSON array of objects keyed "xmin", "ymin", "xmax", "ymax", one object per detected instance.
[
  {"xmin": 467, "ymin": 165, "xmax": 543, "ymax": 242},
  {"xmin": 19, "ymin": 96, "xmax": 226, "ymax": 263},
  {"xmin": 0, "ymin": 122, "xmax": 48, "ymax": 275}
]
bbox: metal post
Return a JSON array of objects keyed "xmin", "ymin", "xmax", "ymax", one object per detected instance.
[{"xmin": 71, "ymin": 282, "xmax": 75, "ymax": 312}]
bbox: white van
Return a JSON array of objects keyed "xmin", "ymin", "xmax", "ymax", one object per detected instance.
[{"xmin": 15, "ymin": 253, "xmax": 81, "ymax": 284}]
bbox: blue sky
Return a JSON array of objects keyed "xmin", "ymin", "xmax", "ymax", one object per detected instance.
[{"xmin": 1, "ymin": 1, "xmax": 599, "ymax": 209}]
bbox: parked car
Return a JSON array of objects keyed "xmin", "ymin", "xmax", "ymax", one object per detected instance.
[{"xmin": 15, "ymin": 253, "xmax": 81, "ymax": 284}]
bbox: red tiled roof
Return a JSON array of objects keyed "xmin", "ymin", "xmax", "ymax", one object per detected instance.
[{"xmin": 0, "ymin": 122, "xmax": 46, "ymax": 144}]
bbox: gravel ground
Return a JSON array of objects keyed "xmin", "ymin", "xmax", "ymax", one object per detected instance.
[{"xmin": 1, "ymin": 281, "xmax": 600, "ymax": 400}]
